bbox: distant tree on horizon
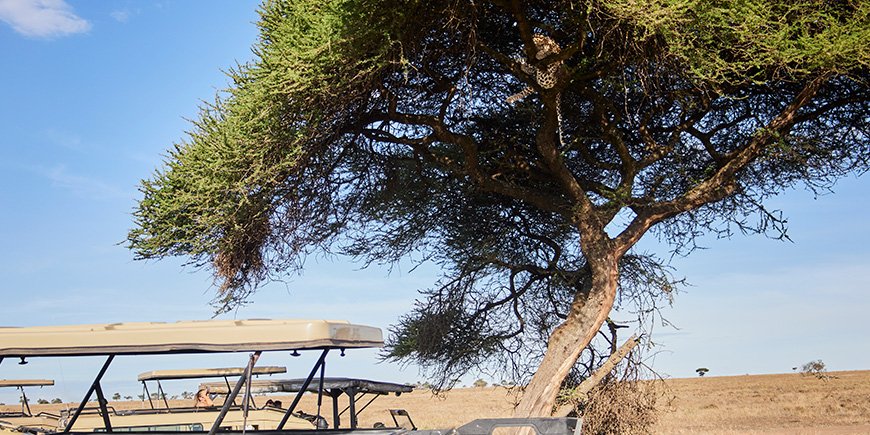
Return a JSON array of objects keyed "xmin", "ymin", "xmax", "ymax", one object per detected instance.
[{"xmin": 800, "ymin": 359, "xmax": 834, "ymax": 380}]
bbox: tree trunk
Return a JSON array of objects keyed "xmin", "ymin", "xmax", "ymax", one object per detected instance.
[{"xmin": 513, "ymin": 254, "xmax": 620, "ymax": 417}]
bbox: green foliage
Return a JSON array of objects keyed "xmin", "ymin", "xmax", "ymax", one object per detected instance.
[
  {"xmin": 130, "ymin": 0, "xmax": 868, "ymax": 387},
  {"xmin": 51, "ymin": 398, "xmax": 62, "ymax": 404},
  {"xmin": 605, "ymin": 0, "xmax": 870, "ymax": 84},
  {"xmin": 129, "ymin": 0, "xmax": 424, "ymax": 311}
]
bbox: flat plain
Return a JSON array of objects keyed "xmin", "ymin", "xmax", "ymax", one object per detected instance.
[{"xmin": 4, "ymin": 370, "xmax": 869, "ymax": 433}]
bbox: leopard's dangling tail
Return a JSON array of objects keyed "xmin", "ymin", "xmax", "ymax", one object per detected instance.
[
  {"xmin": 505, "ymin": 89, "xmax": 565, "ymax": 147},
  {"xmin": 505, "ymin": 34, "xmax": 566, "ymax": 147},
  {"xmin": 556, "ymin": 94, "xmax": 564, "ymax": 147}
]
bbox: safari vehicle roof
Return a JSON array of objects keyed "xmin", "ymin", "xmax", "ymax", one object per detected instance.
[
  {"xmin": 200, "ymin": 378, "xmax": 413, "ymax": 395},
  {"xmin": 0, "ymin": 380, "xmax": 54, "ymax": 388},
  {"xmin": 138, "ymin": 366, "xmax": 287, "ymax": 381},
  {"xmin": 0, "ymin": 319, "xmax": 383, "ymax": 357}
]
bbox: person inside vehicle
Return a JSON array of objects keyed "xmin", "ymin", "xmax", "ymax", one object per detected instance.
[{"xmin": 194, "ymin": 387, "xmax": 214, "ymax": 408}]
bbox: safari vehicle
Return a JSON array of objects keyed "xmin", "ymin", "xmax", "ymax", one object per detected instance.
[
  {"xmin": 0, "ymin": 319, "xmax": 581, "ymax": 435},
  {"xmin": 0, "ymin": 379, "xmax": 61, "ymax": 432},
  {"xmin": 199, "ymin": 377, "xmax": 414, "ymax": 429},
  {"xmin": 56, "ymin": 365, "xmax": 307, "ymax": 432},
  {"xmin": 137, "ymin": 366, "xmax": 288, "ymax": 410}
]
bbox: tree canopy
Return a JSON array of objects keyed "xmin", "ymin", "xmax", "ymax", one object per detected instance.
[{"xmin": 129, "ymin": 0, "xmax": 869, "ymax": 416}]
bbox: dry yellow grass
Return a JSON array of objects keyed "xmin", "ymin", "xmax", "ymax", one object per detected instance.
[
  {"xmin": 5, "ymin": 370, "xmax": 870, "ymax": 433},
  {"xmin": 655, "ymin": 370, "xmax": 870, "ymax": 434}
]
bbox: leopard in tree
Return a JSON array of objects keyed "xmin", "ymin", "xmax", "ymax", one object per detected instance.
[{"xmin": 506, "ymin": 34, "xmax": 566, "ymax": 146}]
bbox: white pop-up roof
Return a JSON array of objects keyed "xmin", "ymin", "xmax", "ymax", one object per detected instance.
[{"xmin": 0, "ymin": 319, "xmax": 383, "ymax": 357}]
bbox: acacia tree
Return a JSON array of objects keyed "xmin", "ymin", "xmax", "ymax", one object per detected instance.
[{"xmin": 128, "ymin": 0, "xmax": 869, "ymax": 416}]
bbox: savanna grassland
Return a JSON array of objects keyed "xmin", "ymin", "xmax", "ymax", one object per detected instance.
[{"xmin": 5, "ymin": 371, "xmax": 869, "ymax": 433}]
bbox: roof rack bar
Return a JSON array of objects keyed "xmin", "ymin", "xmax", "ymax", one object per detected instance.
[
  {"xmin": 207, "ymin": 351, "xmax": 260, "ymax": 435},
  {"xmin": 63, "ymin": 354, "xmax": 115, "ymax": 434},
  {"xmin": 277, "ymin": 349, "xmax": 329, "ymax": 430},
  {"xmin": 137, "ymin": 366, "xmax": 287, "ymax": 382}
]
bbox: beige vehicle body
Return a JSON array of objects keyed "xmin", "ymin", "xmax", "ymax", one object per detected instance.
[{"xmin": 65, "ymin": 407, "xmax": 312, "ymax": 432}]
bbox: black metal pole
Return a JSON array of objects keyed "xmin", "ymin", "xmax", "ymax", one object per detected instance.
[
  {"xmin": 223, "ymin": 376, "xmax": 238, "ymax": 407},
  {"xmin": 355, "ymin": 393, "xmax": 380, "ymax": 419},
  {"xmin": 143, "ymin": 382, "xmax": 154, "ymax": 409},
  {"xmin": 157, "ymin": 381, "xmax": 170, "ymax": 410},
  {"xmin": 277, "ymin": 349, "xmax": 329, "ymax": 430},
  {"xmin": 347, "ymin": 387, "xmax": 357, "ymax": 429},
  {"xmin": 63, "ymin": 355, "xmax": 115, "ymax": 434},
  {"xmin": 94, "ymin": 381, "xmax": 113, "ymax": 432},
  {"xmin": 19, "ymin": 386, "xmax": 31, "ymax": 416},
  {"xmin": 331, "ymin": 393, "xmax": 340, "ymax": 429},
  {"xmin": 207, "ymin": 351, "xmax": 261, "ymax": 435},
  {"xmin": 315, "ymin": 358, "xmax": 326, "ymax": 429}
]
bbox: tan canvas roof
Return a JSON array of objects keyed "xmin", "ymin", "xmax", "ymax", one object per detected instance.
[
  {"xmin": 0, "ymin": 319, "xmax": 383, "ymax": 357},
  {"xmin": 0, "ymin": 379, "xmax": 54, "ymax": 388},
  {"xmin": 137, "ymin": 366, "xmax": 287, "ymax": 381}
]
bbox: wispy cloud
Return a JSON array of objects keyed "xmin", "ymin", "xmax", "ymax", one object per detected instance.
[
  {"xmin": 41, "ymin": 128, "xmax": 85, "ymax": 151},
  {"xmin": 110, "ymin": 8, "xmax": 132, "ymax": 23},
  {"xmin": 0, "ymin": 0, "xmax": 90, "ymax": 38},
  {"xmin": 38, "ymin": 164, "xmax": 128, "ymax": 200}
]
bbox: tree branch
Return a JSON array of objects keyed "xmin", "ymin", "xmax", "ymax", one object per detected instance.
[{"xmin": 614, "ymin": 74, "xmax": 832, "ymax": 255}]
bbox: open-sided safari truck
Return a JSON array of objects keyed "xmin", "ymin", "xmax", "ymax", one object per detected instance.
[
  {"xmin": 199, "ymin": 378, "xmax": 414, "ymax": 430},
  {"xmin": 0, "ymin": 379, "xmax": 61, "ymax": 432},
  {"xmin": 0, "ymin": 319, "xmax": 581, "ymax": 435},
  {"xmin": 57, "ymin": 365, "xmax": 309, "ymax": 432},
  {"xmin": 137, "ymin": 366, "xmax": 288, "ymax": 410}
]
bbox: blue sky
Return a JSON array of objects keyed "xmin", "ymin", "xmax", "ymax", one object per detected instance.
[{"xmin": 0, "ymin": 0, "xmax": 867, "ymax": 404}]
